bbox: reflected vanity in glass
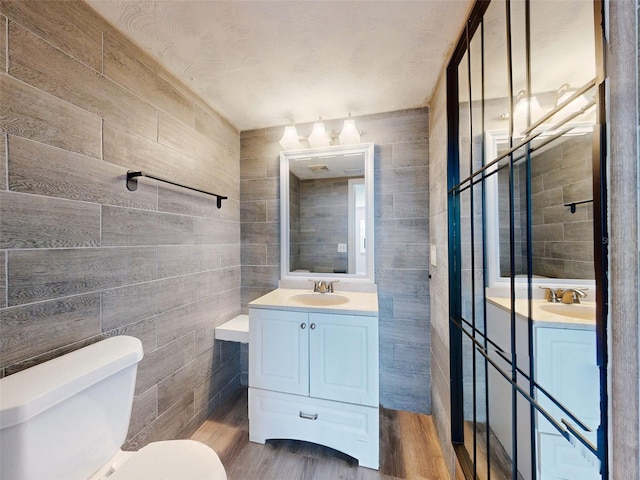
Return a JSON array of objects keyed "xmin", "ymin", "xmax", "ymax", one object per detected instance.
[
  {"xmin": 280, "ymin": 143, "xmax": 375, "ymax": 285},
  {"xmin": 482, "ymin": 122, "xmax": 599, "ymax": 480},
  {"xmin": 448, "ymin": 0, "xmax": 605, "ymax": 479}
]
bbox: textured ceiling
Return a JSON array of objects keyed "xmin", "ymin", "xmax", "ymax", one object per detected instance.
[{"xmin": 86, "ymin": 0, "xmax": 472, "ymax": 131}]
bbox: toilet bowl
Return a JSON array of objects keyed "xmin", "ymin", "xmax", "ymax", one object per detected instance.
[
  {"xmin": 88, "ymin": 440, "xmax": 226, "ymax": 480},
  {"xmin": 0, "ymin": 336, "xmax": 227, "ymax": 480}
]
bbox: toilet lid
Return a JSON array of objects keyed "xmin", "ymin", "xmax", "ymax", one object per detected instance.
[{"xmin": 108, "ymin": 440, "xmax": 226, "ymax": 480}]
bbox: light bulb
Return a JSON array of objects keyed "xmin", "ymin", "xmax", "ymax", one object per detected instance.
[
  {"xmin": 513, "ymin": 91, "xmax": 543, "ymax": 135},
  {"xmin": 279, "ymin": 125, "xmax": 301, "ymax": 150},
  {"xmin": 339, "ymin": 118, "xmax": 360, "ymax": 145},
  {"xmin": 307, "ymin": 120, "xmax": 330, "ymax": 148}
]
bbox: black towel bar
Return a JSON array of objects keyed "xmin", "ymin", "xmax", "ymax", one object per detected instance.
[
  {"xmin": 564, "ymin": 199, "xmax": 593, "ymax": 213},
  {"xmin": 126, "ymin": 170, "xmax": 227, "ymax": 209}
]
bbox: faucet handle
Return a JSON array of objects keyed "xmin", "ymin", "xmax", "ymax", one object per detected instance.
[
  {"xmin": 308, "ymin": 279, "xmax": 320, "ymax": 292},
  {"xmin": 561, "ymin": 288, "xmax": 588, "ymax": 304},
  {"xmin": 327, "ymin": 280, "xmax": 340, "ymax": 293},
  {"xmin": 539, "ymin": 286, "xmax": 560, "ymax": 303}
]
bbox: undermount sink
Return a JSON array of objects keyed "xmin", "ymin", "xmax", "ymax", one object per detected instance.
[
  {"xmin": 539, "ymin": 303, "xmax": 595, "ymax": 321},
  {"xmin": 288, "ymin": 293, "xmax": 350, "ymax": 307}
]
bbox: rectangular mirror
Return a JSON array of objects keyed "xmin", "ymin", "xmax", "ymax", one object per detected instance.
[{"xmin": 280, "ymin": 143, "xmax": 375, "ymax": 284}]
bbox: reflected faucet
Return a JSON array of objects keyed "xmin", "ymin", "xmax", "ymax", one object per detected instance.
[
  {"xmin": 561, "ymin": 288, "xmax": 588, "ymax": 304},
  {"xmin": 540, "ymin": 286, "xmax": 588, "ymax": 304},
  {"xmin": 539, "ymin": 286, "xmax": 564, "ymax": 303}
]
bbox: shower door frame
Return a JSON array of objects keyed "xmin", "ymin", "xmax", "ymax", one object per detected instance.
[{"xmin": 446, "ymin": 1, "xmax": 608, "ymax": 478}]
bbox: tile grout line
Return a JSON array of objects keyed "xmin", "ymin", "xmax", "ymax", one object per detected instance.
[
  {"xmin": 3, "ymin": 133, "xmax": 8, "ymax": 190},
  {"xmin": 4, "ymin": 249, "xmax": 7, "ymax": 309},
  {"xmin": 4, "ymin": 15, "xmax": 8, "ymax": 74},
  {"xmin": 101, "ymin": 31, "xmax": 104, "ymax": 75}
]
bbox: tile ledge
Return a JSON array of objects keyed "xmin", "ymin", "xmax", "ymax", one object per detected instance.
[{"xmin": 215, "ymin": 315, "xmax": 249, "ymax": 344}]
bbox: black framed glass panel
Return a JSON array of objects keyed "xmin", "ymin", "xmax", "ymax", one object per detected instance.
[{"xmin": 447, "ymin": 1, "xmax": 607, "ymax": 479}]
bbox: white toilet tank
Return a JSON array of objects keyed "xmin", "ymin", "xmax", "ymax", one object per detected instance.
[{"xmin": 0, "ymin": 336, "xmax": 144, "ymax": 480}]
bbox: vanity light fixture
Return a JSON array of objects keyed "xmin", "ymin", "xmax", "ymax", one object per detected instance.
[
  {"xmin": 556, "ymin": 83, "xmax": 591, "ymax": 112},
  {"xmin": 281, "ymin": 115, "xmax": 362, "ymax": 151},
  {"xmin": 279, "ymin": 124, "xmax": 302, "ymax": 150},
  {"xmin": 339, "ymin": 114, "xmax": 361, "ymax": 145},
  {"xmin": 307, "ymin": 117, "xmax": 331, "ymax": 148},
  {"xmin": 514, "ymin": 90, "xmax": 544, "ymax": 121},
  {"xmin": 513, "ymin": 90, "xmax": 544, "ymax": 134}
]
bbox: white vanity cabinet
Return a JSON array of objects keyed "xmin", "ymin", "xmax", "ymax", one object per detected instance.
[
  {"xmin": 248, "ymin": 306, "xmax": 379, "ymax": 469},
  {"xmin": 535, "ymin": 327, "xmax": 599, "ymax": 480},
  {"xmin": 486, "ymin": 298, "xmax": 599, "ymax": 480}
]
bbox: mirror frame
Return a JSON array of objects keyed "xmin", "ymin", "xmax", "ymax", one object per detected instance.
[
  {"xmin": 280, "ymin": 143, "xmax": 375, "ymax": 285},
  {"xmin": 485, "ymin": 127, "xmax": 596, "ymax": 290}
]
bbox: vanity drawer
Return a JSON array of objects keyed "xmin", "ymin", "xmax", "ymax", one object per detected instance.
[{"xmin": 248, "ymin": 387, "xmax": 379, "ymax": 469}]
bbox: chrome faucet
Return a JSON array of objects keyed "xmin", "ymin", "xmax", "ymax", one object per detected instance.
[
  {"xmin": 308, "ymin": 279, "xmax": 339, "ymax": 293},
  {"xmin": 560, "ymin": 288, "xmax": 587, "ymax": 304}
]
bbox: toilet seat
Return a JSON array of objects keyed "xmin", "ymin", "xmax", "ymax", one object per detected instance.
[{"xmin": 107, "ymin": 440, "xmax": 226, "ymax": 480}]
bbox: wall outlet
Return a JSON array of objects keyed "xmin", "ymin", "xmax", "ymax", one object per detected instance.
[{"xmin": 338, "ymin": 243, "xmax": 347, "ymax": 253}]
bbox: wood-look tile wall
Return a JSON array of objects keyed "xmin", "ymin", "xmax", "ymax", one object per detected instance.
[
  {"xmin": 0, "ymin": 1, "xmax": 241, "ymax": 449},
  {"xmin": 240, "ymin": 109, "xmax": 431, "ymax": 413}
]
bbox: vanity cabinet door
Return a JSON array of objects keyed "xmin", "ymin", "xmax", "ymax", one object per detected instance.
[
  {"xmin": 308, "ymin": 313, "xmax": 378, "ymax": 407},
  {"xmin": 249, "ymin": 309, "xmax": 309, "ymax": 396},
  {"xmin": 535, "ymin": 326, "xmax": 599, "ymax": 480}
]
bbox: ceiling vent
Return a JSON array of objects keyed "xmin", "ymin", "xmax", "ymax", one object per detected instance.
[{"xmin": 307, "ymin": 164, "xmax": 330, "ymax": 173}]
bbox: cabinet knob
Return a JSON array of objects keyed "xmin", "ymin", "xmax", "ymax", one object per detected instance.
[
  {"xmin": 310, "ymin": 323, "xmax": 316, "ymax": 330},
  {"xmin": 300, "ymin": 323, "xmax": 306, "ymax": 329}
]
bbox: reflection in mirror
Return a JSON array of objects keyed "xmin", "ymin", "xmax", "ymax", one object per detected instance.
[
  {"xmin": 486, "ymin": 123, "xmax": 596, "ymax": 286},
  {"xmin": 280, "ymin": 144, "xmax": 375, "ymax": 283}
]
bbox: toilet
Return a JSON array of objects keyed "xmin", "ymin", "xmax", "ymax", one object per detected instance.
[{"xmin": 0, "ymin": 336, "xmax": 227, "ymax": 480}]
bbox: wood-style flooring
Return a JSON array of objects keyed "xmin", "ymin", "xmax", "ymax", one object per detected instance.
[
  {"xmin": 462, "ymin": 421, "xmax": 520, "ymax": 480},
  {"xmin": 191, "ymin": 388, "xmax": 450, "ymax": 480}
]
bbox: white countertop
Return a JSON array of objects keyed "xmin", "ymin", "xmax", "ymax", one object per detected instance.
[
  {"xmin": 487, "ymin": 297, "xmax": 596, "ymax": 329},
  {"xmin": 249, "ymin": 288, "xmax": 379, "ymax": 316}
]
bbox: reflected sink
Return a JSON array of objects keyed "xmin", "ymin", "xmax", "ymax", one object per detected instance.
[
  {"xmin": 288, "ymin": 293, "xmax": 350, "ymax": 307},
  {"xmin": 540, "ymin": 303, "xmax": 595, "ymax": 321}
]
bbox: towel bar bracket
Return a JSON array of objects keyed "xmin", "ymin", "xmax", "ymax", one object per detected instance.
[{"xmin": 126, "ymin": 172, "xmax": 140, "ymax": 192}]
